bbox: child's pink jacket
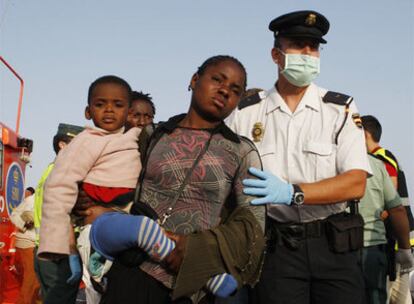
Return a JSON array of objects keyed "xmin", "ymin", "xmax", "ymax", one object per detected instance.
[{"xmin": 38, "ymin": 126, "xmax": 141, "ymax": 257}]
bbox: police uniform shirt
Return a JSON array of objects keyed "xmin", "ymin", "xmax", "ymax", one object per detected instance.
[{"xmin": 226, "ymin": 83, "xmax": 371, "ymax": 223}]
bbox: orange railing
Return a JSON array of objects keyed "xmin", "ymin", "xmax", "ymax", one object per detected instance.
[{"xmin": 0, "ymin": 56, "xmax": 24, "ymax": 136}]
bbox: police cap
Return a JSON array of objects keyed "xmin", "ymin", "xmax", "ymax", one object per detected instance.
[
  {"xmin": 269, "ymin": 10, "xmax": 330, "ymax": 43},
  {"xmin": 56, "ymin": 123, "xmax": 84, "ymax": 138}
]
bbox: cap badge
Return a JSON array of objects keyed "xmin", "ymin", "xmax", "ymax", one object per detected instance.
[
  {"xmin": 252, "ymin": 122, "xmax": 264, "ymax": 142},
  {"xmin": 305, "ymin": 13, "xmax": 317, "ymax": 26},
  {"xmin": 66, "ymin": 132, "xmax": 77, "ymax": 138}
]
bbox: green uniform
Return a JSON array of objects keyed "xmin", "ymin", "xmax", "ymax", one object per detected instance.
[
  {"xmin": 34, "ymin": 163, "xmax": 54, "ymax": 246},
  {"xmin": 360, "ymin": 154, "xmax": 402, "ymax": 304},
  {"xmin": 360, "ymin": 155, "xmax": 401, "ymax": 247}
]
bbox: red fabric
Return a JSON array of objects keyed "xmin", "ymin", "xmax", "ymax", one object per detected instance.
[
  {"xmin": 384, "ymin": 162, "xmax": 397, "ymax": 177},
  {"xmin": 82, "ymin": 183, "xmax": 134, "ymax": 204},
  {"xmin": 0, "ymin": 254, "xmax": 20, "ymax": 303}
]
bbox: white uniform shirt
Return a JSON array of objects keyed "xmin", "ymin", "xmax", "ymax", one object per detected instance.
[
  {"xmin": 226, "ymin": 83, "xmax": 370, "ymax": 223},
  {"xmin": 10, "ymin": 194, "xmax": 36, "ymax": 248}
]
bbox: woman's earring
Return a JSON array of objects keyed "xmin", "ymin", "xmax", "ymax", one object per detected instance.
[{"xmin": 188, "ymin": 85, "xmax": 192, "ymax": 92}]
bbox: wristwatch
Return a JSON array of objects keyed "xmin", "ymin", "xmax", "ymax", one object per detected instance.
[{"xmin": 291, "ymin": 184, "xmax": 305, "ymax": 205}]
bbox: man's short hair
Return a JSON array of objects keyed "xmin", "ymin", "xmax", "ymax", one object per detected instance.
[
  {"xmin": 361, "ymin": 115, "xmax": 382, "ymax": 142},
  {"xmin": 52, "ymin": 134, "xmax": 72, "ymax": 154},
  {"xmin": 26, "ymin": 187, "xmax": 35, "ymax": 195}
]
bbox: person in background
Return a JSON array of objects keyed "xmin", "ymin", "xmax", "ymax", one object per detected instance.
[
  {"xmin": 126, "ymin": 90, "xmax": 157, "ymax": 157},
  {"xmin": 361, "ymin": 115, "xmax": 414, "ymax": 304},
  {"xmin": 126, "ymin": 90, "xmax": 156, "ymax": 130},
  {"xmin": 10, "ymin": 187, "xmax": 40, "ymax": 304},
  {"xmin": 359, "ymin": 154, "xmax": 413, "ymax": 304},
  {"xmin": 241, "ymin": 88, "xmax": 264, "ymax": 100},
  {"xmin": 33, "ymin": 123, "xmax": 84, "ymax": 304}
]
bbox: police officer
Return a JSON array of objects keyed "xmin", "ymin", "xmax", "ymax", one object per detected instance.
[{"xmin": 226, "ymin": 10, "xmax": 370, "ymax": 304}]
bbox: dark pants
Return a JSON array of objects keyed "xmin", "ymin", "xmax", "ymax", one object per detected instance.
[
  {"xmin": 252, "ymin": 219, "xmax": 365, "ymax": 304},
  {"xmin": 361, "ymin": 245, "xmax": 388, "ymax": 304},
  {"xmin": 102, "ymin": 260, "xmax": 210, "ymax": 304},
  {"xmin": 33, "ymin": 247, "xmax": 80, "ymax": 304}
]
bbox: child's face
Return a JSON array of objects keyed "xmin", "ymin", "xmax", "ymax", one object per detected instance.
[
  {"xmin": 190, "ymin": 60, "xmax": 245, "ymax": 122},
  {"xmin": 126, "ymin": 100, "xmax": 154, "ymax": 129},
  {"xmin": 85, "ymin": 83, "xmax": 129, "ymax": 131}
]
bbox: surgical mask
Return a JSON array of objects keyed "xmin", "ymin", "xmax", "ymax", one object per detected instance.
[{"xmin": 279, "ymin": 51, "xmax": 320, "ymax": 87}]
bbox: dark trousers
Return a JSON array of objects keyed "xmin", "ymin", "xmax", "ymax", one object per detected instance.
[
  {"xmin": 102, "ymin": 260, "xmax": 210, "ymax": 304},
  {"xmin": 361, "ymin": 245, "xmax": 388, "ymax": 304},
  {"xmin": 33, "ymin": 247, "xmax": 80, "ymax": 304},
  {"xmin": 251, "ymin": 221, "xmax": 365, "ymax": 304}
]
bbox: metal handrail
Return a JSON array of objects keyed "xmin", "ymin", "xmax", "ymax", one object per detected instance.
[{"xmin": 0, "ymin": 56, "xmax": 24, "ymax": 136}]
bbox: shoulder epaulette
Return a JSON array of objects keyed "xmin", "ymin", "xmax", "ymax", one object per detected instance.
[
  {"xmin": 238, "ymin": 92, "xmax": 262, "ymax": 110},
  {"xmin": 323, "ymin": 91, "xmax": 353, "ymax": 106},
  {"xmin": 331, "ymin": 91, "xmax": 356, "ymax": 144}
]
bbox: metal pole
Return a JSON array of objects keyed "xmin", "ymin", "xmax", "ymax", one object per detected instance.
[{"xmin": 0, "ymin": 56, "xmax": 24, "ymax": 135}]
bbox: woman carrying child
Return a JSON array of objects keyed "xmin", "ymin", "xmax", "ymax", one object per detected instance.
[
  {"xmin": 42, "ymin": 55, "xmax": 266, "ymax": 303},
  {"xmin": 88, "ymin": 56, "xmax": 266, "ymax": 303}
]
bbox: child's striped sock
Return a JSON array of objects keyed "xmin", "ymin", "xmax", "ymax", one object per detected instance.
[
  {"xmin": 206, "ymin": 273, "xmax": 238, "ymax": 298},
  {"xmin": 136, "ymin": 216, "xmax": 175, "ymax": 260}
]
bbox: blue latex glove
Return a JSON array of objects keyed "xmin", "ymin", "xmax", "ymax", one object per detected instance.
[
  {"xmin": 243, "ymin": 167, "xmax": 293, "ymax": 205},
  {"xmin": 66, "ymin": 254, "xmax": 82, "ymax": 285},
  {"xmin": 89, "ymin": 252, "xmax": 106, "ymax": 278}
]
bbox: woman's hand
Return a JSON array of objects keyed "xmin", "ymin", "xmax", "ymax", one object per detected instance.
[{"xmin": 163, "ymin": 232, "xmax": 187, "ymax": 273}]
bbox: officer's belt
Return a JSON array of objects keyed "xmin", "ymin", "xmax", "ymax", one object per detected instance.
[
  {"xmin": 266, "ymin": 217, "xmax": 332, "ymax": 251},
  {"xmin": 268, "ymin": 217, "xmax": 327, "ymax": 240}
]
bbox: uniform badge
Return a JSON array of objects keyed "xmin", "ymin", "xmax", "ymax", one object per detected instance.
[
  {"xmin": 252, "ymin": 122, "xmax": 264, "ymax": 142},
  {"xmin": 66, "ymin": 132, "xmax": 77, "ymax": 138},
  {"xmin": 352, "ymin": 113, "xmax": 363, "ymax": 129},
  {"xmin": 305, "ymin": 13, "xmax": 317, "ymax": 26}
]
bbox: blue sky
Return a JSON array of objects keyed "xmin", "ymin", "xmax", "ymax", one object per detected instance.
[{"xmin": 1, "ymin": 0, "xmax": 413, "ymax": 195}]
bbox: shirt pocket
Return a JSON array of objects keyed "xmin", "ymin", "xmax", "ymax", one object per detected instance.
[{"xmin": 303, "ymin": 141, "xmax": 337, "ymax": 180}]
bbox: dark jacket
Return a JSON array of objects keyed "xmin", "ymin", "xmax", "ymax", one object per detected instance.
[{"xmin": 173, "ymin": 205, "xmax": 266, "ymax": 299}]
